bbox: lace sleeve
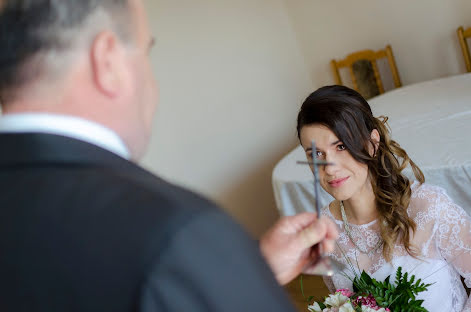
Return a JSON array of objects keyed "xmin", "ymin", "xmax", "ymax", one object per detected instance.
[
  {"xmin": 433, "ymin": 189, "xmax": 471, "ymax": 311},
  {"xmin": 323, "ymin": 276, "xmax": 336, "ymax": 293}
]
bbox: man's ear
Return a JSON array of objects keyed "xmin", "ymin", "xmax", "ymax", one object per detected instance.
[
  {"xmin": 370, "ymin": 129, "xmax": 380, "ymax": 157},
  {"xmin": 90, "ymin": 31, "xmax": 128, "ymax": 98}
]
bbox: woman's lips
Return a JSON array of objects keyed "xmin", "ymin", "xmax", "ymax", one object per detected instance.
[{"xmin": 328, "ymin": 177, "xmax": 349, "ymax": 188}]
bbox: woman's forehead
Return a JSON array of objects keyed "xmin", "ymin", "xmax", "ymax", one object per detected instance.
[{"xmin": 300, "ymin": 124, "xmax": 339, "ymax": 147}]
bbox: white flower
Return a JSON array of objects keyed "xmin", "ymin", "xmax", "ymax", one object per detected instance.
[
  {"xmin": 307, "ymin": 302, "xmax": 323, "ymax": 312},
  {"xmin": 361, "ymin": 307, "xmax": 388, "ymax": 312},
  {"xmin": 308, "ymin": 293, "xmax": 355, "ymax": 312},
  {"xmin": 324, "ymin": 293, "xmax": 350, "ymax": 307},
  {"xmin": 339, "ymin": 301, "xmax": 355, "ymax": 312}
]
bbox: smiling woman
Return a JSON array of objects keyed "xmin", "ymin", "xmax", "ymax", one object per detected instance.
[
  {"xmin": 294, "ymin": 85, "xmax": 471, "ymax": 312},
  {"xmin": 297, "ymin": 85, "xmax": 423, "ymax": 262},
  {"xmin": 299, "ymin": 124, "xmax": 371, "ymax": 207}
]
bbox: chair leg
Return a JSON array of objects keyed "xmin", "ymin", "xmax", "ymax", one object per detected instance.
[
  {"xmin": 331, "ymin": 60, "xmax": 343, "ymax": 85},
  {"xmin": 386, "ymin": 45, "xmax": 402, "ymax": 87},
  {"xmin": 457, "ymin": 27, "xmax": 471, "ymax": 73}
]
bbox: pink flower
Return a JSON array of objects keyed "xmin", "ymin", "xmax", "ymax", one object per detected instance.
[
  {"xmin": 353, "ymin": 294, "xmax": 378, "ymax": 308},
  {"xmin": 352, "ymin": 294, "xmax": 391, "ymax": 311},
  {"xmin": 361, "ymin": 307, "xmax": 390, "ymax": 312},
  {"xmin": 335, "ymin": 289, "xmax": 353, "ymax": 298}
]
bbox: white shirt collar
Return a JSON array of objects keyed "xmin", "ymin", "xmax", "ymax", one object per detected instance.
[{"xmin": 0, "ymin": 113, "xmax": 130, "ymax": 159}]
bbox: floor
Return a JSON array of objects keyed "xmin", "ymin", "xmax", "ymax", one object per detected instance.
[{"xmin": 284, "ymin": 274, "xmax": 329, "ymax": 311}]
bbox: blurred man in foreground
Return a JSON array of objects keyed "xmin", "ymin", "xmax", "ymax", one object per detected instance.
[{"xmin": 0, "ymin": 1, "xmax": 337, "ymax": 311}]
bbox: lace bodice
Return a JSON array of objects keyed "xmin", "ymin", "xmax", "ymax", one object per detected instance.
[{"xmin": 322, "ymin": 182, "xmax": 471, "ymax": 312}]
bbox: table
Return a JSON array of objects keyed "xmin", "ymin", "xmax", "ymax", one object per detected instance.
[{"xmin": 272, "ymin": 73, "xmax": 471, "ymax": 216}]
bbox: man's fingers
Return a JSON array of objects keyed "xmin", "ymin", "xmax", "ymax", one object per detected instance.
[
  {"xmin": 298, "ymin": 217, "xmax": 339, "ymax": 250},
  {"xmin": 324, "ymin": 218, "xmax": 339, "ymax": 239},
  {"xmin": 283, "ymin": 212, "xmax": 317, "ymax": 229},
  {"xmin": 321, "ymin": 238, "xmax": 336, "ymax": 253},
  {"xmin": 299, "ymin": 218, "xmax": 327, "ymax": 249}
]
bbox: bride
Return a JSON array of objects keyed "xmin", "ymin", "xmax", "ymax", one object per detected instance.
[{"xmin": 296, "ymin": 85, "xmax": 471, "ymax": 311}]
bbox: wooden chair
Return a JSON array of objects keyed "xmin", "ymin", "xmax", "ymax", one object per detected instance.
[
  {"xmin": 331, "ymin": 45, "xmax": 402, "ymax": 99},
  {"xmin": 457, "ymin": 26, "xmax": 471, "ymax": 72}
]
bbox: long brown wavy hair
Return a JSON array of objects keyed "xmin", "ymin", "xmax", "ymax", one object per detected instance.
[{"xmin": 296, "ymin": 85, "xmax": 424, "ymax": 261}]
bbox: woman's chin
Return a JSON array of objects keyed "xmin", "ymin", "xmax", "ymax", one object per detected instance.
[{"xmin": 326, "ymin": 189, "xmax": 353, "ymax": 202}]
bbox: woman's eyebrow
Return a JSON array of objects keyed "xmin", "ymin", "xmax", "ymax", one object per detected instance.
[{"xmin": 305, "ymin": 140, "xmax": 341, "ymax": 152}]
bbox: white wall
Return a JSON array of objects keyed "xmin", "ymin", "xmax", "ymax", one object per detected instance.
[
  {"xmin": 283, "ymin": 0, "xmax": 471, "ymax": 87},
  {"xmin": 141, "ymin": 0, "xmax": 313, "ymax": 237}
]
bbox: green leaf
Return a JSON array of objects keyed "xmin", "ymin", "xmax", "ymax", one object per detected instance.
[{"xmin": 300, "ymin": 275, "xmax": 307, "ymax": 300}]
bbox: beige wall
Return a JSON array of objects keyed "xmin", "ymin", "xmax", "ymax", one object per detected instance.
[
  {"xmin": 141, "ymin": 0, "xmax": 471, "ymax": 237},
  {"xmin": 141, "ymin": 0, "xmax": 313, "ymax": 237},
  {"xmin": 283, "ymin": 0, "xmax": 471, "ymax": 87}
]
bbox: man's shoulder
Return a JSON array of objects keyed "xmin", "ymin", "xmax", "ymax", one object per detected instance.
[
  {"xmin": 80, "ymin": 161, "xmax": 218, "ymax": 217},
  {"xmin": 63, "ymin": 162, "xmax": 228, "ymax": 266}
]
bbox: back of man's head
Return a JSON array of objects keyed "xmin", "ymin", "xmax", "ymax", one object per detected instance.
[
  {"xmin": 0, "ymin": 0, "xmax": 157, "ymax": 160},
  {"xmin": 0, "ymin": 0, "xmax": 132, "ymax": 103}
]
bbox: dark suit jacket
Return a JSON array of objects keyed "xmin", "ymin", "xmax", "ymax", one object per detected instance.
[{"xmin": 0, "ymin": 133, "xmax": 296, "ymax": 312}]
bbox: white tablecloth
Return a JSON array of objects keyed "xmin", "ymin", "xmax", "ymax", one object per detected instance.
[{"xmin": 273, "ymin": 73, "xmax": 471, "ymax": 216}]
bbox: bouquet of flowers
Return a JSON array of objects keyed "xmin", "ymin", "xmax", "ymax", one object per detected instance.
[{"xmin": 305, "ymin": 267, "xmax": 432, "ymax": 312}]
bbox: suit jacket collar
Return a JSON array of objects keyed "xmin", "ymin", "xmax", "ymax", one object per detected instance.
[{"xmin": 0, "ymin": 133, "xmax": 133, "ymax": 169}]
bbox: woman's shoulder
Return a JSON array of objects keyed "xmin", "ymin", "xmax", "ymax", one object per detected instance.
[
  {"xmin": 411, "ymin": 181, "xmax": 448, "ymax": 199},
  {"xmin": 410, "ymin": 181, "xmax": 455, "ymax": 208},
  {"xmin": 409, "ymin": 181, "xmax": 459, "ymax": 217}
]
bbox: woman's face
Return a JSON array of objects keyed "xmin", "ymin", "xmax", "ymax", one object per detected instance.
[{"xmin": 299, "ymin": 124, "xmax": 371, "ymax": 202}]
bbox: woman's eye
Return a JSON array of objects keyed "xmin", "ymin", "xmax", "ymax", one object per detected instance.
[
  {"xmin": 314, "ymin": 151, "xmax": 324, "ymax": 159},
  {"xmin": 307, "ymin": 150, "xmax": 324, "ymax": 159},
  {"xmin": 337, "ymin": 144, "xmax": 346, "ymax": 151}
]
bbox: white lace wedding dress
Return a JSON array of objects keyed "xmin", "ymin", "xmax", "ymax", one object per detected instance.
[{"xmin": 322, "ymin": 182, "xmax": 471, "ymax": 312}]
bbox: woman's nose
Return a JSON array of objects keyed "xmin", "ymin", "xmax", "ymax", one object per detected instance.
[{"xmin": 323, "ymin": 153, "xmax": 338, "ymax": 176}]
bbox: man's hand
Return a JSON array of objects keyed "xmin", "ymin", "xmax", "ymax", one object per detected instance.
[{"xmin": 259, "ymin": 213, "xmax": 338, "ymax": 285}]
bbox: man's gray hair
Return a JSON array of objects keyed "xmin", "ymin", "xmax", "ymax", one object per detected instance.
[{"xmin": 0, "ymin": 0, "xmax": 133, "ymax": 102}]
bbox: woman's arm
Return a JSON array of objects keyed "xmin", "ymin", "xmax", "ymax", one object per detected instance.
[{"xmin": 433, "ymin": 189, "xmax": 471, "ymax": 311}]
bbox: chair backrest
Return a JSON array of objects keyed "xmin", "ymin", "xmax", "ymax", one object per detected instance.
[
  {"xmin": 331, "ymin": 45, "xmax": 402, "ymax": 99},
  {"xmin": 457, "ymin": 26, "xmax": 471, "ymax": 72}
]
